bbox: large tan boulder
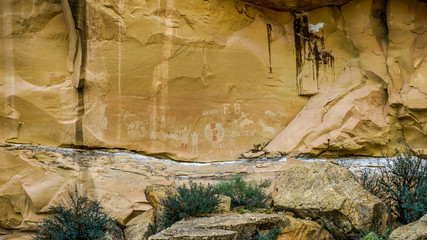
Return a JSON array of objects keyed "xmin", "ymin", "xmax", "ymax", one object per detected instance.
[
  {"xmin": 278, "ymin": 215, "xmax": 334, "ymax": 240},
  {"xmin": 389, "ymin": 214, "xmax": 427, "ymax": 240},
  {"xmin": 273, "ymin": 162, "xmax": 390, "ymax": 239}
]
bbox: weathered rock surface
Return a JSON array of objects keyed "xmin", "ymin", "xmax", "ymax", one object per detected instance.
[
  {"xmin": 1, "ymin": 0, "xmax": 426, "ymax": 160},
  {"xmin": 149, "ymin": 213, "xmax": 284, "ymax": 240},
  {"xmin": 278, "ymin": 215, "xmax": 334, "ymax": 240},
  {"xmin": 124, "ymin": 209, "xmax": 155, "ymax": 240},
  {"xmin": 217, "ymin": 195, "xmax": 232, "ymax": 213},
  {"xmin": 0, "ymin": 144, "xmax": 291, "ymax": 235},
  {"xmin": 148, "ymin": 212, "xmax": 335, "ymax": 240},
  {"xmin": 242, "ymin": 0, "xmax": 351, "ymax": 11},
  {"xmin": 144, "ymin": 185, "xmax": 173, "ymax": 211},
  {"xmin": 150, "ymin": 228, "xmax": 237, "ymax": 240},
  {"xmin": 389, "ymin": 214, "xmax": 427, "ymax": 240},
  {"xmin": 273, "ymin": 162, "xmax": 390, "ymax": 239},
  {"xmin": 266, "ymin": 0, "xmax": 427, "ymax": 157}
]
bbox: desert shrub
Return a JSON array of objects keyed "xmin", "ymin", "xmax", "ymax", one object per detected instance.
[
  {"xmin": 359, "ymin": 147, "xmax": 427, "ymax": 224},
  {"xmin": 34, "ymin": 188, "xmax": 120, "ymax": 240},
  {"xmin": 214, "ymin": 176, "xmax": 271, "ymax": 209},
  {"xmin": 358, "ymin": 227, "xmax": 393, "ymax": 240},
  {"xmin": 156, "ymin": 181, "xmax": 221, "ymax": 231},
  {"xmin": 359, "ymin": 168, "xmax": 381, "ymax": 196}
]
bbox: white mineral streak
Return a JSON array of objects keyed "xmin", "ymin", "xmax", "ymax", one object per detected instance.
[
  {"xmin": 308, "ymin": 22, "xmax": 324, "ymax": 33},
  {"xmin": 149, "ymin": 0, "xmax": 175, "ymax": 145}
]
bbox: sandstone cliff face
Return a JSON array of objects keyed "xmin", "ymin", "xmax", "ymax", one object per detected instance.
[{"xmin": 1, "ymin": 0, "xmax": 426, "ymax": 160}]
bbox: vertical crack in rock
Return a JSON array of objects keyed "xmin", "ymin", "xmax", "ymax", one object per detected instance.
[
  {"xmin": 76, "ymin": 89, "xmax": 85, "ymax": 146},
  {"xmin": 68, "ymin": 0, "xmax": 87, "ymax": 85},
  {"xmin": 369, "ymin": 0, "xmax": 389, "ymax": 54},
  {"xmin": 61, "ymin": 0, "xmax": 84, "ymax": 89},
  {"xmin": 293, "ymin": 13, "xmax": 334, "ymax": 96},
  {"xmin": 266, "ymin": 24, "xmax": 273, "ymax": 73},
  {"xmin": 64, "ymin": 0, "xmax": 87, "ymax": 145}
]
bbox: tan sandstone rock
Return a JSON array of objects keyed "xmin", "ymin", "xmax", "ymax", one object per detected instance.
[
  {"xmin": 0, "ymin": 145, "xmax": 291, "ymax": 233},
  {"xmin": 278, "ymin": 215, "xmax": 334, "ymax": 240},
  {"xmin": 124, "ymin": 209, "xmax": 156, "ymax": 240},
  {"xmin": 389, "ymin": 214, "xmax": 427, "ymax": 240},
  {"xmin": 273, "ymin": 162, "xmax": 390, "ymax": 239},
  {"xmin": 3, "ymin": 0, "xmax": 425, "ymax": 161},
  {"xmin": 271, "ymin": 157, "xmax": 306, "ymax": 200},
  {"xmin": 149, "ymin": 213, "xmax": 284, "ymax": 240},
  {"xmin": 217, "ymin": 195, "xmax": 232, "ymax": 213},
  {"xmin": 144, "ymin": 185, "xmax": 173, "ymax": 211}
]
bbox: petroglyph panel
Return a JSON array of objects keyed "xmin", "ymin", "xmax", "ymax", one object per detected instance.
[{"xmin": 2, "ymin": 0, "xmax": 425, "ymax": 160}]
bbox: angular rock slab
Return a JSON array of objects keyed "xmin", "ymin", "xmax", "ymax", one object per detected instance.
[
  {"xmin": 144, "ymin": 185, "xmax": 173, "ymax": 211},
  {"xmin": 149, "ymin": 228, "xmax": 237, "ymax": 240},
  {"xmin": 278, "ymin": 215, "xmax": 334, "ymax": 240},
  {"xmin": 149, "ymin": 213, "xmax": 284, "ymax": 240},
  {"xmin": 389, "ymin": 214, "xmax": 427, "ymax": 240},
  {"xmin": 124, "ymin": 209, "xmax": 155, "ymax": 240},
  {"xmin": 273, "ymin": 162, "xmax": 390, "ymax": 239}
]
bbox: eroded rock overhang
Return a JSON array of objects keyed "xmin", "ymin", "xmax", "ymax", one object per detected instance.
[{"xmin": 241, "ymin": 0, "xmax": 352, "ymax": 11}]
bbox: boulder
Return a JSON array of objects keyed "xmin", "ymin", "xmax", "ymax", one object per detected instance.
[
  {"xmin": 273, "ymin": 162, "xmax": 390, "ymax": 239},
  {"xmin": 124, "ymin": 209, "xmax": 155, "ymax": 240},
  {"xmin": 278, "ymin": 215, "xmax": 334, "ymax": 240},
  {"xmin": 389, "ymin": 214, "xmax": 427, "ymax": 240},
  {"xmin": 144, "ymin": 185, "xmax": 173, "ymax": 210},
  {"xmin": 149, "ymin": 213, "xmax": 284, "ymax": 240},
  {"xmin": 271, "ymin": 157, "xmax": 307, "ymax": 200}
]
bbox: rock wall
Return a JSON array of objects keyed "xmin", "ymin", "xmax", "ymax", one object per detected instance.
[
  {"xmin": 266, "ymin": 0, "xmax": 427, "ymax": 156},
  {"xmin": 1, "ymin": 0, "xmax": 426, "ymax": 161}
]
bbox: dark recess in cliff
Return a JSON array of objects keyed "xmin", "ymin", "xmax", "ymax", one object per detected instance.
[
  {"xmin": 370, "ymin": 0, "xmax": 389, "ymax": 53},
  {"xmin": 266, "ymin": 24, "xmax": 273, "ymax": 73},
  {"xmin": 69, "ymin": 0, "xmax": 87, "ymax": 146},
  {"xmin": 241, "ymin": 0, "xmax": 352, "ymax": 12}
]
